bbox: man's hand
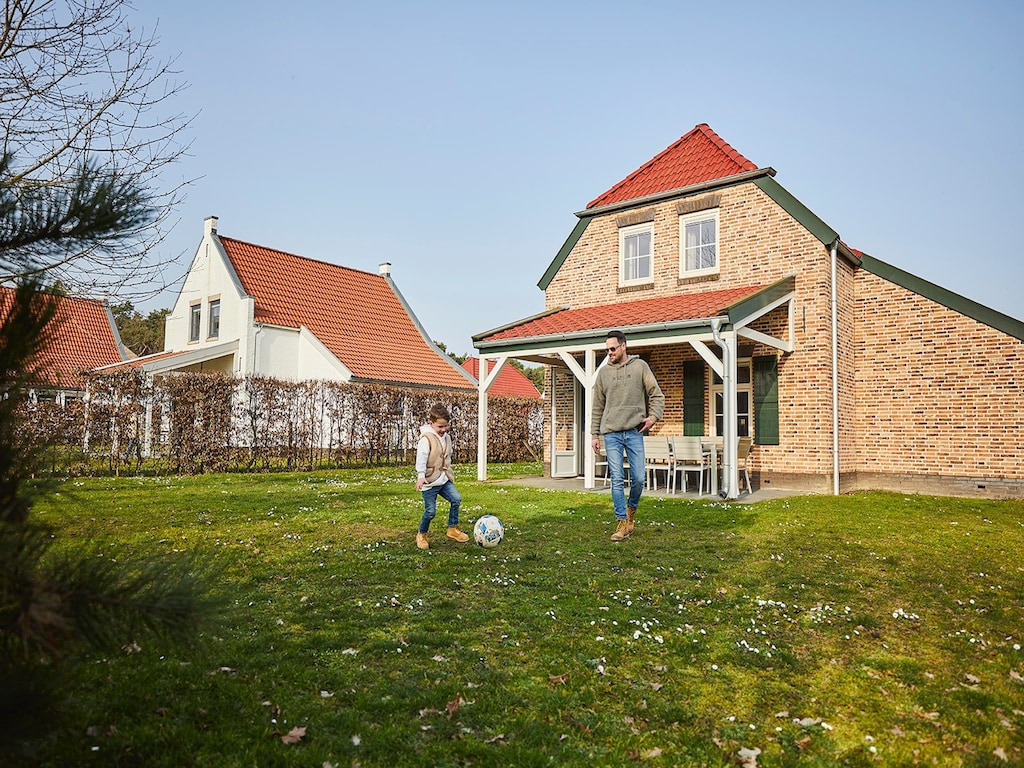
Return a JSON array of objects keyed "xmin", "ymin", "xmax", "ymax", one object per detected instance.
[
  {"xmin": 592, "ymin": 437, "xmax": 601, "ymax": 454},
  {"xmin": 638, "ymin": 417, "xmax": 655, "ymax": 434}
]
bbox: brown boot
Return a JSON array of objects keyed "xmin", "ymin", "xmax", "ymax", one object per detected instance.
[
  {"xmin": 446, "ymin": 526, "xmax": 469, "ymax": 543},
  {"xmin": 626, "ymin": 506, "xmax": 636, "ymax": 536},
  {"xmin": 610, "ymin": 519, "xmax": 631, "ymax": 541},
  {"xmin": 416, "ymin": 533, "xmax": 429, "ymax": 550}
]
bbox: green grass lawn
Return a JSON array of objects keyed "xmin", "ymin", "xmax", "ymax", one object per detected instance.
[{"xmin": 12, "ymin": 464, "xmax": 1024, "ymax": 767}]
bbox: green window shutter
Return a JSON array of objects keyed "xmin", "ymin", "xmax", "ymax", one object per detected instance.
[
  {"xmin": 683, "ymin": 360, "xmax": 705, "ymax": 436},
  {"xmin": 753, "ymin": 355, "xmax": 779, "ymax": 445}
]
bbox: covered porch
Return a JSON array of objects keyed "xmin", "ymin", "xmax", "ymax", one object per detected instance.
[{"xmin": 472, "ymin": 277, "xmax": 795, "ymax": 500}]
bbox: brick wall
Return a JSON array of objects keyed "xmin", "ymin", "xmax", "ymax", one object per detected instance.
[{"xmin": 540, "ymin": 182, "xmax": 1024, "ymax": 498}]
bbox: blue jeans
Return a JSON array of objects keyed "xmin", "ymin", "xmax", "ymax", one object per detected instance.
[
  {"xmin": 419, "ymin": 480, "xmax": 462, "ymax": 533},
  {"xmin": 603, "ymin": 428, "xmax": 646, "ymax": 520}
]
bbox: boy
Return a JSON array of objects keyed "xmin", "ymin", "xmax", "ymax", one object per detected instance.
[{"xmin": 414, "ymin": 404, "xmax": 469, "ymax": 549}]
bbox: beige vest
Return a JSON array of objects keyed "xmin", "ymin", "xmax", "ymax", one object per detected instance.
[{"xmin": 423, "ymin": 432, "xmax": 454, "ymax": 484}]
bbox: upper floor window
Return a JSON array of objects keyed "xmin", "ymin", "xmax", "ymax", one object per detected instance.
[
  {"xmin": 680, "ymin": 209, "xmax": 719, "ymax": 276},
  {"xmin": 208, "ymin": 299, "xmax": 221, "ymax": 339},
  {"xmin": 619, "ymin": 223, "xmax": 652, "ymax": 286},
  {"xmin": 189, "ymin": 303, "xmax": 201, "ymax": 342}
]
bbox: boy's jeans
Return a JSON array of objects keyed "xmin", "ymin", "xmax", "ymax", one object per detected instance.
[
  {"xmin": 419, "ymin": 480, "xmax": 462, "ymax": 533},
  {"xmin": 603, "ymin": 428, "xmax": 646, "ymax": 519}
]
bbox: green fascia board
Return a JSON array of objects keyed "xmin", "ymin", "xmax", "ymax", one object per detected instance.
[
  {"xmin": 859, "ymin": 254, "xmax": 1024, "ymax": 341},
  {"xmin": 538, "ymin": 217, "xmax": 591, "ymax": 291},
  {"xmin": 726, "ymin": 275, "xmax": 796, "ymax": 323},
  {"xmin": 752, "ymin": 175, "xmax": 840, "ymax": 248}
]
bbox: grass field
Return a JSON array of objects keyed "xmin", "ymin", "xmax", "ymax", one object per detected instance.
[{"xmin": 11, "ymin": 464, "xmax": 1024, "ymax": 767}]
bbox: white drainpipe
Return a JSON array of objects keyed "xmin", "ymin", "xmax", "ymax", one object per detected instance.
[
  {"xmin": 710, "ymin": 317, "xmax": 736, "ymax": 499},
  {"xmin": 831, "ymin": 239, "xmax": 840, "ymax": 495}
]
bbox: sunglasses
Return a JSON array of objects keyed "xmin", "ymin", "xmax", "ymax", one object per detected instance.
[{"xmin": 605, "ymin": 344, "xmax": 620, "ymax": 354}]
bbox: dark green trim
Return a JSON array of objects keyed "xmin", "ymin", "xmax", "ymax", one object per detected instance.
[
  {"xmin": 683, "ymin": 360, "xmax": 706, "ymax": 436},
  {"xmin": 726, "ymin": 275, "xmax": 795, "ymax": 323},
  {"xmin": 753, "ymin": 355, "xmax": 779, "ymax": 445},
  {"xmin": 860, "ymin": 254, "xmax": 1024, "ymax": 341},
  {"xmin": 752, "ymin": 175, "xmax": 845, "ymax": 250},
  {"xmin": 538, "ymin": 217, "xmax": 592, "ymax": 291}
]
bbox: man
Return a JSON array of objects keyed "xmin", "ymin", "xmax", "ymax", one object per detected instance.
[{"xmin": 591, "ymin": 330, "xmax": 665, "ymax": 541}]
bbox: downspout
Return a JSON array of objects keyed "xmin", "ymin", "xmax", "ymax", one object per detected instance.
[
  {"xmin": 710, "ymin": 317, "xmax": 736, "ymax": 499},
  {"xmin": 830, "ymin": 239, "xmax": 840, "ymax": 495}
]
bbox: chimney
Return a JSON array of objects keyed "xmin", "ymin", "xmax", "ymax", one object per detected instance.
[
  {"xmin": 379, "ymin": 262, "xmax": 392, "ymax": 277},
  {"xmin": 204, "ymin": 215, "xmax": 219, "ymax": 236}
]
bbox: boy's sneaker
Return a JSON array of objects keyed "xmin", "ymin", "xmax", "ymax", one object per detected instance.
[
  {"xmin": 446, "ymin": 526, "xmax": 469, "ymax": 543},
  {"xmin": 416, "ymin": 533, "xmax": 429, "ymax": 550},
  {"xmin": 610, "ymin": 519, "xmax": 631, "ymax": 541}
]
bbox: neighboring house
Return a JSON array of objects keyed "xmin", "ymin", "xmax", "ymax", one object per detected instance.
[
  {"xmin": 120, "ymin": 216, "xmax": 476, "ymax": 391},
  {"xmin": 461, "ymin": 357, "xmax": 540, "ymax": 399},
  {"xmin": 0, "ymin": 285, "xmax": 128, "ymax": 404},
  {"xmin": 472, "ymin": 124, "xmax": 1024, "ymax": 499}
]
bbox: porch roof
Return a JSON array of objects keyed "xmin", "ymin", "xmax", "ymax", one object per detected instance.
[{"xmin": 474, "ymin": 283, "xmax": 769, "ymax": 351}]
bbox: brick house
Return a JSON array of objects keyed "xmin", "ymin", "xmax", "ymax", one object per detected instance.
[
  {"xmin": 472, "ymin": 124, "xmax": 1024, "ymax": 499},
  {"xmin": 0, "ymin": 285, "xmax": 129, "ymax": 404}
]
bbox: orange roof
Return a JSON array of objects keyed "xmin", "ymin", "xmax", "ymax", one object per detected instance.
[
  {"xmin": 462, "ymin": 357, "xmax": 540, "ymax": 398},
  {"xmin": 218, "ymin": 236, "xmax": 474, "ymax": 390},
  {"xmin": 479, "ymin": 285, "xmax": 764, "ymax": 343},
  {"xmin": 587, "ymin": 124, "xmax": 757, "ymax": 210},
  {"xmin": 0, "ymin": 286, "xmax": 125, "ymax": 387}
]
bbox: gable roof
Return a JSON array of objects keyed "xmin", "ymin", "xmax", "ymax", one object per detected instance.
[
  {"xmin": 462, "ymin": 357, "xmax": 540, "ymax": 398},
  {"xmin": 476, "ymin": 284, "xmax": 766, "ymax": 349},
  {"xmin": 586, "ymin": 123, "xmax": 758, "ymax": 210},
  {"xmin": 0, "ymin": 286, "xmax": 126, "ymax": 388},
  {"xmin": 217, "ymin": 236, "xmax": 475, "ymax": 390}
]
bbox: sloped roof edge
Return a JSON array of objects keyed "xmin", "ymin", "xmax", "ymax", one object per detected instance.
[{"xmin": 859, "ymin": 254, "xmax": 1024, "ymax": 341}]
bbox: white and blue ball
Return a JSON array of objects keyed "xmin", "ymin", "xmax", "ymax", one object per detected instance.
[{"xmin": 473, "ymin": 515, "xmax": 504, "ymax": 549}]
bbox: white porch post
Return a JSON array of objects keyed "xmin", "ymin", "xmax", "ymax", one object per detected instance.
[
  {"xmin": 722, "ymin": 329, "xmax": 739, "ymax": 499},
  {"xmin": 477, "ymin": 357, "xmax": 489, "ymax": 481},
  {"xmin": 583, "ymin": 347, "xmax": 597, "ymax": 489}
]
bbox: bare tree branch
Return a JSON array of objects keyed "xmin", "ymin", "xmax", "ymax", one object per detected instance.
[{"xmin": 0, "ymin": 0, "xmax": 195, "ymax": 298}]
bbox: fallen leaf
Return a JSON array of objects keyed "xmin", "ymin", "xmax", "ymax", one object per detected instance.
[
  {"xmin": 650, "ymin": 682, "xmax": 664, "ymax": 691},
  {"xmin": 485, "ymin": 733, "xmax": 506, "ymax": 744},
  {"xmin": 642, "ymin": 747, "xmax": 663, "ymax": 759},
  {"xmin": 795, "ymin": 736, "xmax": 812, "ymax": 749},
  {"xmin": 993, "ymin": 747, "xmax": 1008, "ymax": 762},
  {"xmin": 965, "ymin": 673, "xmax": 981, "ymax": 684},
  {"xmin": 281, "ymin": 725, "xmax": 306, "ymax": 745},
  {"xmin": 549, "ymin": 673, "xmax": 569, "ymax": 685},
  {"xmin": 446, "ymin": 693, "xmax": 466, "ymax": 719},
  {"xmin": 738, "ymin": 746, "xmax": 761, "ymax": 767},
  {"xmin": 1009, "ymin": 671, "xmax": 1023, "ymax": 684}
]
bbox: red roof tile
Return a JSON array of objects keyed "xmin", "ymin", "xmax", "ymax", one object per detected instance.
[
  {"xmin": 218, "ymin": 237, "xmax": 474, "ymax": 390},
  {"xmin": 0, "ymin": 286, "xmax": 125, "ymax": 387},
  {"xmin": 462, "ymin": 357, "xmax": 540, "ymax": 398},
  {"xmin": 587, "ymin": 124, "xmax": 757, "ymax": 210},
  {"xmin": 479, "ymin": 285, "xmax": 764, "ymax": 343}
]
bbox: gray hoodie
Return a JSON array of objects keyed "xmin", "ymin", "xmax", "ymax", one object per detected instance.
[{"xmin": 591, "ymin": 355, "xmax": 665, "ymax": 436}]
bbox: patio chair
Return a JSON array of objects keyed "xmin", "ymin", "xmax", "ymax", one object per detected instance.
[
  {"xmin": 643, "ymin": 436, "xmax": 673, "ymax": 492},
  {"xmin": 670, "ymin": 436, "xmax": 710, "ymax": 495},
  {"xmin": 737, "ymin": 436, "xmax": 753, "ymax": 495}
]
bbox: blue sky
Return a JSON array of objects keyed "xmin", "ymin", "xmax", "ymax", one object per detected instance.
[{"xmin": 137, "ymin": 0, "xmax": 1023, "ymax": 356}]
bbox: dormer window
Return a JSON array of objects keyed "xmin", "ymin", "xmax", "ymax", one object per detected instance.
[
  {"xmin": 619, "ymin": 222, "xmax": 653, "ymax": 287},
  {"xmin": 680, "ymin": 209, "xmax": 719, "ymax": 276},
  {"xmin": 189, "ymin": 303, "xmax": 201, "ymax": 342}
]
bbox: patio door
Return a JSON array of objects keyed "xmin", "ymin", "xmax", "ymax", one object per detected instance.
[{"xmin": 550, "ymin": 367, "xmax": 579, "ymax": 477}]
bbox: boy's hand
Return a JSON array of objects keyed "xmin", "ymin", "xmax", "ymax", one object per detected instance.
[{"xmin": 415, "ymin": 478, "xmax": 425, "ymax": 491}]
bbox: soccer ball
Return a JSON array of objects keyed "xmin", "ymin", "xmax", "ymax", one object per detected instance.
[{"xmin": 473, "ymin": 515, "xmax": 504, "ymax": 549}]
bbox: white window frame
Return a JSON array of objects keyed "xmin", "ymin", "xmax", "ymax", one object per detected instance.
[
  {"xmin": 679, "ymin": 208, "xmax": 719, "ymax": 277},
  {"xmin": 208, "ymin": 298, "xmax": 221, "ymax": 339},
  {"xmin": 618, "ymin": 222, "xmax": 653, "ymax": 287},
  {"xmin": 189, "ymin": 303, "xmax": 202, "ymax": 342},
  {"xmin": 711, "ymin": 356, "xmax": 752, "ymax": 438}
]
